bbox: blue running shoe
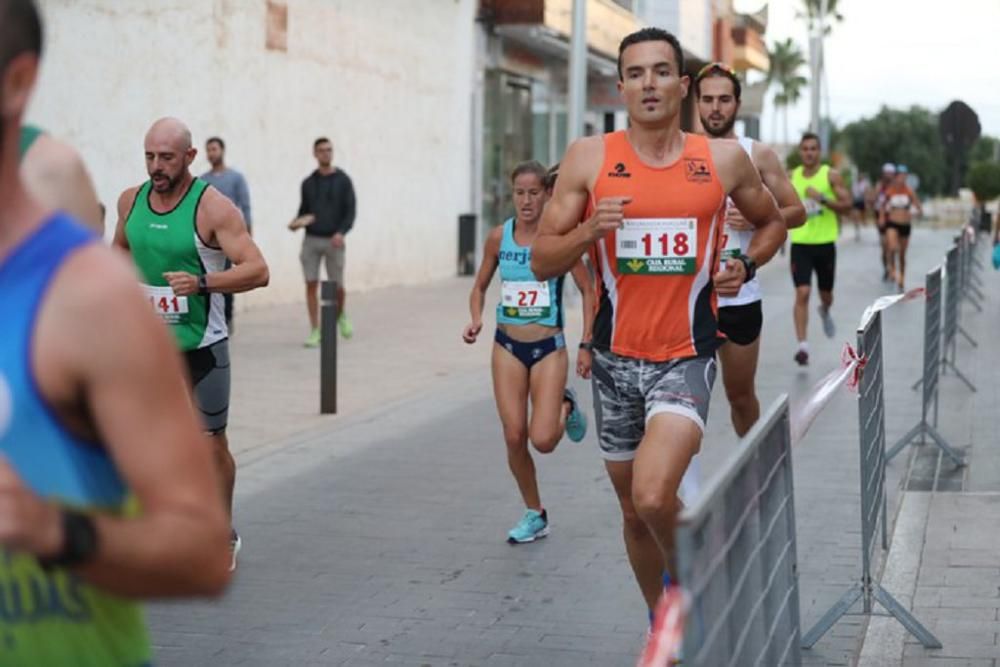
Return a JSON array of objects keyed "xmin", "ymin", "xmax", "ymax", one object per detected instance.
[
  {"xmin": 564, "ymin": 388, "xmax": 587, "ymax": 443},
  {"xmin": 507, "ymin": 509, "xmax": 549, "ymax": 544}
]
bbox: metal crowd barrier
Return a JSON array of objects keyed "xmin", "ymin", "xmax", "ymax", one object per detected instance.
[
  {"xmin": 802, "ymin": 311, "xmax": 941, "ymax": 649},
  {"xmin": 941, "ymin": 246, "xmax": 977, "ymax": 391},
  {"xmin": 888, "ymin": 266, "xmax": 964, "ymax": 465},
  {"xmin": 962, "ymin": 225, "xmax": 987, "ymax": 309},
  {"xmin": 675, "ymin": 396, "xmax": 802, "ymax": 667}
]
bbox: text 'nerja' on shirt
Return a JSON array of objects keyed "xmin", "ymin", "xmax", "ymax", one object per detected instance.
[{"xmin": 587, "ymin": 131, "xmax": 727, "ymax": 362}]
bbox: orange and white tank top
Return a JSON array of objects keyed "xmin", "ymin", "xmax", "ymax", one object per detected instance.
[{"xmin": 587, "ymin": 131, "xmax": 727, "ymax": 362}]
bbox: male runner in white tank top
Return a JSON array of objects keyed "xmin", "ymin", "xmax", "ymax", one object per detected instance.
[{"xmin": 695, "ymin": 63, "xmax": 806, "ymax": 436}]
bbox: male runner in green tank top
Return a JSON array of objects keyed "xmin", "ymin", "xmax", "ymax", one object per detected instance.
[
  {"xmin": 788, "ymin": 132, "xmax": 852, "ymax": 366},
  {"xmin": 113, "ymin": 117, "xmax": 269, "ymax": 570},
  {"xmin": 20, "ymin": 123, "xmax": 104, "ymax": 234}
]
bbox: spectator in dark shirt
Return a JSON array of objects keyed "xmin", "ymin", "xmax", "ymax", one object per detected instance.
[{"xmin": 288, "ymin": 137, "xmax": 356, "ymax": 347}]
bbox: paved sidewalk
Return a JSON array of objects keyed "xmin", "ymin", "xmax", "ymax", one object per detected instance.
[
  {"xmin": 859, "ymin": 235, "xmax": 1000, "ymax": 667},
  {"xmin": 145, "ymin": 225, "xmax": 984, "ymax": 666}
]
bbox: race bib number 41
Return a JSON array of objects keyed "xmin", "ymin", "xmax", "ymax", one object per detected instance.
[
  {"xmin": 501, "ymin": 280, "xmax": 551, "ymax": 320},
  {"xmin": 617, "ymin": 218, "xmax": 698, "ymax": 275},
  {"xmin": 142, "ymin": 284, "xmax": 189, "ymax": 323}
]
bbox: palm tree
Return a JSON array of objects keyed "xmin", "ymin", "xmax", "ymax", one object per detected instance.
[
  {"xmin": 798, "ymin": 0, "xmax": 843, "ymax": 132},
  {"xmin": 798, "ymin": 0, "xmax": 844, "ymax": 35},
  {"xmin": 766, "ymin": 39, "xmax": 808, "ymax": 148}
]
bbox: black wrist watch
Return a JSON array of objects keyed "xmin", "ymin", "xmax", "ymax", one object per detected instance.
[
  {"xmin": 579, "ymin": 341, "xmax": 593, "ymax": 352},
  {"xmin": 198, "ymin": 274, "xmax": 209, "ymax": 295},
  {"xmin": 38, "ymin": 508, "xmax": 99, "ymax": 570},
  {"xmin": 738, "ymin": 255, "xmax": 757, "ymax": 283}
]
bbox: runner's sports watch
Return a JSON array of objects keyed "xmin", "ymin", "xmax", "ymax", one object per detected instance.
[
  {"xmin": 38, "ymin": 508, "xmax": 98, "ymax": 569},
  {"xmin": 738, "ymin": 255, "xmax": 757, "ymax": 283},
  {"xmin": 579, "ymin": 341, "xmax": 593, "ymax": 351},
  {"xmin": 198, "ymin": 274, "xmax": 209, "ymax": 295}
]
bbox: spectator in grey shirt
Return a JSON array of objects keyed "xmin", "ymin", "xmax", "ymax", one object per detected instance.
[{"xmin": 201, "ymin": 136, "xmax": 252, "ymax": 327}]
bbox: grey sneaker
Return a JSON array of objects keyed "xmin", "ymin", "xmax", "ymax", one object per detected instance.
[{"xmin": 817, "ymin": 305, "xmax": 836, "ymax": 338}]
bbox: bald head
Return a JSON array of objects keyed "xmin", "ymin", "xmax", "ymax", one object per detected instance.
[
  {"xmin": 144, "ymin": 117, "xmax": 195, "ymax": 195},
  {"xmin": 146, "ymin": 117, "xmax": 193, "ymax": 152}
]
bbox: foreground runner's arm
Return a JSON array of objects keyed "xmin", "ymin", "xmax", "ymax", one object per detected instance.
[
  {"xmin": 21, "ymin": 135, "xmax": 104, "ymax": 235},
  {"xmin": 725, "ymin": 144, "xmax": 806, "ymax": 232},
  {"xmin": 462, "ymin": 226, "xmax": 502, "ymax": 343},
  {"xmin": 4, "ymin": 246, "xmax": 231, "ymax": 597},
  {"xmin": 568, "ymin": 259, "xmax": 595, "ymax": 378},
  {"xmin": 164, "ymin": 189, "xmax": 269, "ymax": 296},
  {"xmin": 755, "ymin": 144, "xmax": 807, "ymax": 229},
  {"xmin": 712, "ymin": 141, "xmax": 786, "ymax": 297},
  {"xmin": 532, "ymin": 137, "xmax": 617, "ymax": 280}
]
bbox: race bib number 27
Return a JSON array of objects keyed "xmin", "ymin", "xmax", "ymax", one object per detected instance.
[
  {"xmin": 501, "ymin": 280, "xmax": 551, "ymax": 320},
  {"xmin": 617, "ymin": 218, "xmax": 698, "ymax": 275}
]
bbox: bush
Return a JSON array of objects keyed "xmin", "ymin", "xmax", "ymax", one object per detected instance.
[{"xmin": 967, "ymin": 161, "xmax": 1000, "ymax": 203}]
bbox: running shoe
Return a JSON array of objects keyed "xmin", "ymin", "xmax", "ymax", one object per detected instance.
[
  {"xmin": 338, "ymin": 312, "xmax": 353, "ymax": 339},
  {"xmin": 794, "ymin": 349, "xmax": 809, "ymax": 366},
  {"xmin": 817, "ymin": 305, "xmax": 836, "ymax": 338},
  {"xmin": 638, "ymin": 585, "xmax": 686, "ymax": 667},
  {"xmin": 564, "ymin": 387, "xmax": 587, "ymax": 443},
  {"xmin": 304, "ymin": 328, "xmax": 321, "ymax": 348},
  {"xmin": 507, "ymin": 509, "xmax": 549, "ymax": 544},
  {"xmin": 230, "ymin": 529, "xmax": 242, "ymax": 572}
]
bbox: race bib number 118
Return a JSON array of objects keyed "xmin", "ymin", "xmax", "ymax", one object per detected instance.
[{"xmin": 617, "ymin": 218, "xmax": 698, "ymax": 275}]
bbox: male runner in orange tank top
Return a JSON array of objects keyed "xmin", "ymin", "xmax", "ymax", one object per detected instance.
[{"xmin": 532, "ymin": 27, "xmax": 787, "ymax": 642}]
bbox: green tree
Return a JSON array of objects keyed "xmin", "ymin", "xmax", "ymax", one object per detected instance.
[
  {"xmin": 842, "ymin": 106, "xmax": 948, "ymax": 195},
  {"xmin": 970, "ymin": 136, "xmax": 999, "ymax": 163},
  {"xmin": 766, "ymin": 39, "xmax": 808, "ymax": 147},
  {"xmin": 967, "ymin": 161, "xmax": 1000, "ymax": 203}
]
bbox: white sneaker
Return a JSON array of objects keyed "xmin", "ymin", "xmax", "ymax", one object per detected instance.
[{"xmin": 230, "ymin": 530, "xmax": 242, "ymax": 572}]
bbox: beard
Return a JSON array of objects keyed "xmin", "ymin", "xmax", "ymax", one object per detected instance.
[
  {"xmin": 700, "ymin": 114, "xmax": 737, "ymax": 138},
  {"xmin": 151, "ymin": 170, "xmax": 185, "ymax": 193}
]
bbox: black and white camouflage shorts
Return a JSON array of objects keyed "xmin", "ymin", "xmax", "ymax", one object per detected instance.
[{"xmin": 590, "ymin": 349, "xmax": 717, "ymax": 462}]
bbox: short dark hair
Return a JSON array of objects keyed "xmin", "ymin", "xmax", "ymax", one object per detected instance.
[
  {"xmin": 694, "ymin": 63, "xmax": 741, "ymax": 102},
  {"xmin": 206, "ymin": 136, "xmax": 225, "ymax": 150},
  {"xmin": 0, "ymin": 0, "xmax": 43, "ymax": 74},
  {"xmin": 314, "ymin": 137, "xmax": 331, "ymax": 150},
  {"xmin": 510, "ymin": 160, "xmax": 547, "ymax": 185},
  {"xmin": 800, "ymin": 132, "xmax": 821, "ymax": 147},
  {"xmin": 617, "ymin": 27, "xmax": 685, "ymax": 81}
]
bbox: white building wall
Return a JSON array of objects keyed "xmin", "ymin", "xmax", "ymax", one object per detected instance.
[{"xmin": 29, "ymin": 0, "xmax": 477, "ymax": 307}]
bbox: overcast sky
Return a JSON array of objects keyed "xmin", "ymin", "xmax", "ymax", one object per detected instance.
[{"xmin": 736, "ymin": 0, "xmax": 1000, "ymax": 144}]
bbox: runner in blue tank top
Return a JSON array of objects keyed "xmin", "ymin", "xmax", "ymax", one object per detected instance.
[
  {"xmin": 463, "ymin": 161, "xmax": 595, "ymax": 544},
  {"xmin": 0, "ymin": 4, "xmax": 230, "ymax": 663}
]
